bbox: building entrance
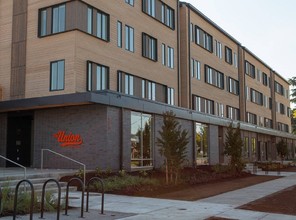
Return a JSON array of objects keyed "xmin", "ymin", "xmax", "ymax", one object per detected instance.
[{"xmin": 6, "ymin": 114, "xmax": 33, "ymax": 167}]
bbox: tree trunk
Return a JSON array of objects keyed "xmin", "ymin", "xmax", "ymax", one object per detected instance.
[{"xmin": 165, "ymin": 159, "xmax": 168, "ymax": 184}]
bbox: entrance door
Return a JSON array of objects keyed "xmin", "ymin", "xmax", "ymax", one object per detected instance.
[{"xmin": 6, "ymin": 116, "xmax": 32, "ymax": 167}]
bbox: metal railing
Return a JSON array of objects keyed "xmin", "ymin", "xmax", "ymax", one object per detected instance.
[
  {"xmin": 0, "ymin": 155, "xmax": 27, "ymax": 179},
  {"xmin": 41, "ymin": 149, "xmax": 86, "ymax": 185}
]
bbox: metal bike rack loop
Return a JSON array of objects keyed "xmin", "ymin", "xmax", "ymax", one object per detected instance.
[
  {"xmin": 86, "ymin": 177, "xmax": 105, "ymax": 214},
  {"xmin": 40, "ymin": 179, "xmax": 61, "ymax": 220},
  {"xmin": 65, "ymin": 177, "xmax": 85, "ymax": 218},
  {"xmin": 13, "ymin": 179, "xmax": 34, "ymax": 220}
]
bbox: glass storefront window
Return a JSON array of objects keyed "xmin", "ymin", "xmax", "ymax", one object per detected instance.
[
  {"xmin": 131, "ymin": 112, "xmax": 153, "ymax": 168},
  {"xmin": 196, "ymin": 123, "xmax": 208, "ymax": 165}
]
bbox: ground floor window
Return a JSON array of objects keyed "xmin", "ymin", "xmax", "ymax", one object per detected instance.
[
  {"xmin": 251, "ymin": 137, "xmax": 256, "ymax": 161},
  {"xmin": 131, "ymin": 112, "xmax": 153, "ymax": 168},
  {"xmin": 195, "ymin": 123, "xmax": 208, "ymax": 165}
]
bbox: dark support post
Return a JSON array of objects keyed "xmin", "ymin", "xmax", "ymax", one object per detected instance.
[
  {"xmin": 13, "ymin": 180, "xmax": 34, "ymax": 220},
  {"xmin": 40, "ymin": 179, "xmax": 61, "ymax": 220},
  {"xmin": 65, "ymin": 177, "xmax": 85, "ymax": 218},
  {"xmin": 86, "ymin": 177, "xmax": 105, "ymax": 214}
]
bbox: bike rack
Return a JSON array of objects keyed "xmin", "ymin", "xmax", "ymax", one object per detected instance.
[
  {"xmin": 65, "ymin": 177, "xmax": 85, "ymax": 218},
  {"xmin": 40, "ymin": 179, "xmax": 61, "ymax": 220},
  {"xmin": 86, "ymin": 177, "xmax": 105, "ymax": 214},
  {"xmin": 13, "ymin": 179, "xmax": 34, "ymax": 220}
]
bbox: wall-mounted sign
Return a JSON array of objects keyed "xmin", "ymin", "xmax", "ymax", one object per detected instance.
[{"xmin": 53, "ymin": 131, "xmax": 83, "ymax": 148}]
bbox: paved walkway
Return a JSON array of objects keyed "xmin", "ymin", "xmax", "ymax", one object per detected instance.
[{"xmin": 5, "ymin": 171, "xmax": 296, "ymax": 219}]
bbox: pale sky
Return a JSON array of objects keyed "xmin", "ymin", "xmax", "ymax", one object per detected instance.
[{"xmin": 184, "ymin": 0, "xmax": 296, "ymax": 82}]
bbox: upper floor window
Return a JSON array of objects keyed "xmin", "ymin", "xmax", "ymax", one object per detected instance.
[
  {"xmin": 167, "ymin": 46, "xmax": 174, "ymax": 69},
  {"xmin": 87, "ymin": 7, "xmax": 93, "ymax": 34},
  {"xmin": 193, "ymin": 95, "xmax": 214, "ymax": 115},
  {"xmin": 287, "ymin": 107, "xmax": 291, "ymax": 117},
  {"xmin": 191, "ymin": 58, "xmax": 201, "ymax": 80},
  {"xmin": 50, "ymin": 60, "xmax": 64, "ymax": 91},
  {"xmin": 215, "ymin": 40, "xmax": 222, "ymax": 59},
  {"xmin": 142, "ymin": 33, "xmax": 157, "ymax": 61},
  {"xmin": 142, "ymin": 0, "xmax": 175, "ymax": 29},
  {"xmin": 117, "ymin": 21, "xmax": 122, "ymax": 48},
  {"xmin": 246, "ymin": 112, "xmax": 257, "ymax": 125},
  {"xmin": 256, "ymin": 69, "xmax": 262, "ymax": 83},
  {"xmin": 40, "ymin": 9, "xmax": 47, "ymax": 36},
  {"xmin": 216, "ymin": 102, "xmax": 224, "ymax": 117},
  {"xmin": 96, "ymin": 11, "xmax": 108, "ymax": 40},
  {"xmin": 167, "ymin": 87, "xmax": 174, "ymax": 105},
  {"xmin": 87, "ymin": 61, "xmax": 109, "ymax": 91},
  {"xmin": 125, "ymin": 0, "xmax": 134, "ymax": 6},
  {"xmin": 52, "ymin": 4, "xmax": 65, "ymax": 34},
  {"xmin": 262, "ymin": 72, "xmax": 268, "ymax": 86},
  {"xmin": 227, "ymin": 106, "xmax": 240, "ymax": 121},
  {"xmin": 225, "ymin": 46, "xmax": 232, "ymax": 64},
  {"xmin": 227, "ymin": 77, "xmax": 239, "ymax": 95},
  {"xmin": 250, "ymin": 89, "xmax": 263, "ymax": 105},
  {"xmin": 245, "ymin": 61, "xmax": 255, "ymax": 78},
  {"xmin": 233, "ymin": 52, "xmax": 238, "ymax": 68},
  {"xmin": 205, "ymin": 65, "xmax": 224, "ymax": 89},
  {"xmin": 125, "ymin": 25, "xmax": 134, "ymax": 52},
  {"xmin": 195, "ymin": 26, "xmax": 213, "ymax": 52},
  {"xmin": 264, "ymin": 118, "xmax": 273, "ymax": 129},
  {"xmin": 275, "ymin": 81, "xmax": 284, "ymax": 95},
  {"xmin": 277, "ymin": 122, "xmax": 289, "ymax": 132}
]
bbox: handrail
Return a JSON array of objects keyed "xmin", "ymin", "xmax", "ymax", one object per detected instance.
[
  {"xmin": 41, "ymin": 149, "xmax": 86, "ymax": 185},
  {"xmin": 0, "ymin": 155, "xmax": 26, "ymax": 179}
]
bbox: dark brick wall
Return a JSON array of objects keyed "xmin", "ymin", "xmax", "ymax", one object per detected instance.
[
  {"xmin": 154, "ymin": 113, "xmax": 194, "ymax": 169},
  {"xmin": 33, "ymin": 104, "xmax": 122, "ymax": 170},
  {"xmin": 0, "ymin": 114, "xmax": 7, "ymax": 166}
]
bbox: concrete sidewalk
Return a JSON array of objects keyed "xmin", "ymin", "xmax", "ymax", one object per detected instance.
[{"xmin": 7, "ymin": 171, "xmax": 296, "ymax": 219}]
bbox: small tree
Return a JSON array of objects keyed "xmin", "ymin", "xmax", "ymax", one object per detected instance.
[
  {"xmin": 276, "ymin": 139, "xmax": 288, "ymax": 163},
  {"xmin": 157, "ymin": 111, "xmax": 189, "ymax": 184},
  {"xmin": 224, "ymin": 123, "xmax": 244, "ymax": 173}
]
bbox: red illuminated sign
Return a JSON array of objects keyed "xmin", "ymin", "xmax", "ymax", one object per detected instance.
[{"xmin": 53, "ymin": 131, "xmax": 83, "ymax": 148}]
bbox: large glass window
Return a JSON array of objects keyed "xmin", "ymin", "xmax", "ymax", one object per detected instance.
[
  {"xmin": 205, "ymin": 65, "xmax": 224, "ymax": 89},
  {"xmin": 50, "ymin": 60, "xmax": 64, "ymax": 91},
  {"xmin": 196, "ymin": 123, "xmax": 208, "ymax": 165},
  {"xmin": 87, "ymin": 61, "xmax": 109, "ymax": 91},
  {"xmin": 131, "ymin": 112, "xmax": 153, "ymax": 168},
  {"xmin": 195, "ymin": 26, "xmax": 213, "ymax": 52},
  {"xmin": 52, "ymin": 4, "xmax": 65, "ymax": 34},
  {"xmin": 251, "ymin": 137, "xmax": 256, "ymax": 161},
  {"xmin": 193, "ymin": 95, "xmax": 214, "ymax": 115}
]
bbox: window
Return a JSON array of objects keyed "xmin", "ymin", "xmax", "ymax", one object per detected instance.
[
  {"xmin": 167, "ymin": 87, "xmax": 174, "ymax": 105},
  {"xmin": 118, "ymin": 72, "xmax": 134, "ymax": 95},
  {"xmin": 161, "ymin": 44, "xmax": 166, "ymax": 65},
  {"xmin": 227, "ymin": 77, "xmax": 239, "ymax": 95},
  {"xmin": 87, "ymin": 61, "xmax": 109, "ymax": 91},
  {"xmin": 250, "ymin": 89, "xmax": 263, "ymax": 105},
  {"xmin": 143, "ymin": 0, "xmax": 175, "ymax": 29},
  {"xmin": 216, "ymin": 103, "xmax": 224, "ymax": 117},
  {"xmin": 264, "ymin": 118, "xmax": 273, "ymax": 128},
  {"xmin": 117, "ymin": 21, "xmax": 122, "ymax": 48},
  {"xmin": 275, "ymin": 81, "xmax": 284, "ymax": 95},
  {"xmin": 244, "ymin": 137, "xmax": 249, "ymax": 158},
  {"xmin": 96, "ymin": 11, "xmax": 108, "ymax": 40},
  {"xmin": 280, "ymin": 103, "xmax": 285, "ymax": 115},
  {"xmin": 287, "ymin": 107, "xmax": 291, "ymax": 117},
  {"xmin": 142, "ymin": 33, "xmax": 157, "ymax": 61},
  {"xmin": 191, "ymin": 59, "xmax": 201, "ymax": 80},
  {"xmin": 233, "ymin": 52, "xmax": 238, "ymax": 68},
  {"xmin": 256, "ymin": 69, "xmax": 262, "ymax": 82},
  {"xmin": 125, "ymin": 25, "xmax": 134, "ymax": 52},
  {"xmin": 193, "ymin": 95, "xmax": 214, "ymax": 115},
  {"xmin": 131, "ymin": 112, "xmax": 153, "ymax": 167},
  {"xmin": 263, "ymin": 95, "xmax": 269, "ymax": 108},
  {"xmin": 251, "ymin": 138, "xmax": 256, "ymax": 159},
  {"xmin": 245, "ymin": 61, "xmax": 255, "ymax": 78},
  {"xmin": 167, "ymin": 47, "xmax": 174, "ymax": 69},
  {"xmin": 147, "ymin": 81, "xmax": 156, "ymax": 100},
  {"xmin": 258, "ymin": 116, "xmax": 264, "ymax": 126},
  {"xmin": 143, "ymin": 0, "xmax": 155, "ymax": 17},
  {"xmin": 246, "ymin": 112, "xmax": 257, "ymax": 125},
  {"xmin": 50, "ymin": 60, "xmax": 64, "ymax": 91},
  {"xmin": 245, "ymin": 86, "xmax": 250, "ymax": 101},
  {"xmin": 40, "ymin": 9, "xmax": 47, "ymax": 36},
  {"xmin": 87, "ymin": 7, "xmax": 93, "ymax": 34},
  {"xmin": 262, "ymin": 72, "xmax": 268, "ymax": 86},
  {"xmin": 225, "ymin": 46, "xmax": 233, "ymax": 64},
  {"xmin": 125, "ymin": 0, "xmax": 134, "ymax": 6},
  {"xmin": 205, "ymin": 65, "xmax": 224, "ymax": 89},
  {"xmin": 277, "ymin": 122, "xmax": 289, "ymax": 132},
  {"xmin": 190, "ymin": 23, "xmax": 194, "ymax": 42},
  {"xmin": 215, "ymin": 40, "xmax": 222, "ymax": 59},
  {"xmin": 52, "ymin": 4, "xmax": 65, "ymax": 34},
  {"xmin": 226, "ymin": 106, "xmax": 240, "ymax": 120},
  {"xmin": 195, "ymin": 26, "xmax": 213, "ymax": 52}
]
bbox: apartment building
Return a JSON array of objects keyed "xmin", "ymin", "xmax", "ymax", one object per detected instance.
[{"xmin": 0, "ymin": 0, "xmax": 294, "ymax": 170}]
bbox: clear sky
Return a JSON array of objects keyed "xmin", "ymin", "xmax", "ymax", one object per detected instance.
[{"xmin": 184, "ymin": 0, "xmax": 296, "ymax": 81}]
